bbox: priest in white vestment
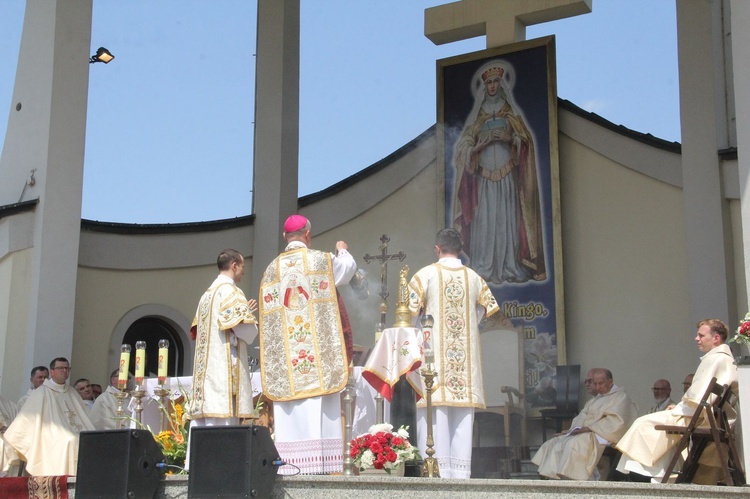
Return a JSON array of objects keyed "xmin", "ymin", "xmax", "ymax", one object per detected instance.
[
  {"xmin": 0, "ymin": 394, "xmax": 20, "ymax": 475},
  {"xmin": 186, "ymin": 249, "xmax": 259, "ymax": 467},
  {"xmin": 259, "ymin": 215, "xmax": 356, "ymax": 475},
  {"xmin": 407, "ymin": 228, "xmax": 499, "ymax": 478},
  {"xmin": 616, "ymin": 319, "xmax": 738, "ymax": 484},
  {"xmin": 532, "ymin": 368, "xmax": 638, "ymax": 480},
  {"xmin": 90, "ymin": 369, "xmax": 130, "ymax": 430},
  {"xmin": 16, "ymin": 365, "xmax": 49, "ymax": 410},
  {"xmin": 4, "ymin": 357, "xmax": 95, "ymax": 476}
]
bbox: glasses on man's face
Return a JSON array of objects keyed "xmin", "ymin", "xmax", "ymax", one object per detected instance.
[
  {"xmin": 53, "ymin": 366, "xmax": 71, "ymax": 371},
  {"xmin": 584, "ymin": 379, "xmax": 593, "ymax": 384}
]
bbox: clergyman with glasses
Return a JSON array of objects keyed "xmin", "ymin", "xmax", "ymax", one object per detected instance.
[
  {"xmin": 648, "ymin": 379, "xmax": 675, "ymax": 414},
  {"xmin": 4, "ymin": 357, "xmax": 94, "ymax": 475}
]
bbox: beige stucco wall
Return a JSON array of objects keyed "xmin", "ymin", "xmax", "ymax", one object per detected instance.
[
  {"xmin": 0, "ymin": 247, "xmax": 32, "ymax": 397},
  {"xmin": 558, "ymin": 132, "xmax": 695, "ymax": 414}
]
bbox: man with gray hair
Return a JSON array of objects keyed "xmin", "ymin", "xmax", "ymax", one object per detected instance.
[
  {"xmin": 532, "ymin": 368, "xmax": 638, "ymax": 480},
  {"xmin": 649, "ymin": 379, "xmax": 675, "ymax": 414}
]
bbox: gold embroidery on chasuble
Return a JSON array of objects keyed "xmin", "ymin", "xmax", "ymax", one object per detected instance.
[
  {"xmin": 260, "ymin": 247, "xmax": 348, "ymax": 402},
  {"xmin": 440, "ymin": 268, "xmax": 473, "ymax": 404},
  {"xmin": 189, "ymin": 281, "xmax": 257, "ymax": 419},
  {"xmin": 409, "ymin": 264, "xmax": 498, "ymax": 409}
]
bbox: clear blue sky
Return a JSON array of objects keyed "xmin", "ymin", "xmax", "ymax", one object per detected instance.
[{"xmin": 0, "ymin": 1, "xmax": 678, "ymax": 224}]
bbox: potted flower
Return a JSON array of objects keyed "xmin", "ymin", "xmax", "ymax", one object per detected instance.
[
  {"xmin": 730, "ymin": 312, "xmax": 750, "ymax": 364},
  {"xmin": 349, "ymin": 423, "xmax": 419, "ymax": 476}
]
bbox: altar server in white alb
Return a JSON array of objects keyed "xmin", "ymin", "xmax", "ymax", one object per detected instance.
[
  {"xmin": 408, "ymin": 228, "xmax": 499, "ymax": 478},
  {"xmin": 187, "ymin": 249, "xmax": 258, "ymax": 430},
  {"xmin": 259, "ymin": 214, "xmax": 356, "ymax": 474}
]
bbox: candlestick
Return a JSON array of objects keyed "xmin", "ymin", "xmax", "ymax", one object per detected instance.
[
  {"xmin": 158, "ymin": 339, "xmax": 169, "ymax": 385},
  {"xmin": 118, "ymin": 344, "xmax": 131, "ymax": 390},
  {"xmin": 135, "ymin": 341, "xmax": 146, "ymax": 386}
]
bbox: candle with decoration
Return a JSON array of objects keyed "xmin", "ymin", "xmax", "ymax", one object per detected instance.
[
  {"xmin": 118, "ymin": 344, "xmax": 131, "ymax": 390},
  {"xmin": 134, "ymin": 341, "xmax": 147, "ymax": 386},
  {"xmin": 158, "ymin": 339, "xmax": 169, "ymax": 385}
]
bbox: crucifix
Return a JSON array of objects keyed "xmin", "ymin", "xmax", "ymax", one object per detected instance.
[{"xmin": 363, "ymin": 234, "xmax": 406, "ymax": 337}]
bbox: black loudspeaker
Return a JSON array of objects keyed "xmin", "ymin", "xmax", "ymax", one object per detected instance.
[
  {"xmin": 76, "ymin": 428, "xmax": 165, "ymax": 499},
  {"xmin": 188, "ymin": 425, "xmax": 279, "ymax": 499}
]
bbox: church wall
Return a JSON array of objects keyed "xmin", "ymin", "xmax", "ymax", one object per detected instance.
[
  {"xmin": 72, "ymin": 264, "xmax": 219, "ymax": 387},
  {"xmin": 307, "ymin": 160, "xmax": 440, "ymax": 349},
  {"xmin": 0, "ymin": 248, "xmax": 32, "ymax": 399},
  {"xmin": 556, "ymin": 132, "xmax": 695, "ymax": 415}
]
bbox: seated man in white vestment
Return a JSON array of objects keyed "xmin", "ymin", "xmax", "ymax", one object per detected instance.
[
  {"xmin": 17, "ymin": 365, "xmax": 49, "ymax": 410},
  {"xmin": 0, "ymin": 394, "xmax": 20, "ymax": 475},
  {"xmin": 259, "ymin": 215, "xmax": 356, "ymax": 475},
  {"xmin": 532, "ymin": 368, "xmax": 638, "ymax": 480},
  {"xmin": 90, "ymin": 369, "xmax": 131, "ymax": 430},
  {"xmin": 408, "ymin": 228, "xmax": 499, "ymax": 479},
  {"xmin": 186, "ymin": 249, "xmax": 259, "ymax": 467},
  {"xmin": 4, "ymin": 357, "xmax": 95, "ymax": 475},
  {"xmin": 616, "ymin": 319, "xmax": 738, "ymax": 484}
]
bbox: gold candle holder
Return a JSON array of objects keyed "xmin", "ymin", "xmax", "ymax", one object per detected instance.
[
  {"xmin": 114, "ymin": 389, "xmax": 129, "ymax": 430},
  {"xmin": 420, "ymin": 365, "xmax": 440, "ymax": 478},
  {"xmin": 341, "ymin": 364, "xmax": 358, "ymax": 476},
  {"xmin": 420, "ymin": 314, "xmax": 440, "ymax": 478},
  {"xmin": 153, "ymin": 386, "xmax": 171, "ymax": 433},
  {"xmin": 130, "ymin": 389, "xmax": 147, "ymax": 425}
]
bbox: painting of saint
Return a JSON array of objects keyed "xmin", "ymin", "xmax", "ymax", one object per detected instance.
[{"xmin": 452, "ymin": 59, "xmax": 546, "ymax": 285}]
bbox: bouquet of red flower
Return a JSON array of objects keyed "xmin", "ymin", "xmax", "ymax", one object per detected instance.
[
  {"xmin": 349, "ymin": 423, "xmax": 419, "ymax": 474},
  {"xmin": 730, "ymin": 312, "xmax": 750, "ymax": 346}
]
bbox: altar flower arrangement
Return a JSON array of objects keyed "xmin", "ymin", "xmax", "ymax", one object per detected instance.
[
  {"xmin": 730, "ymin": 312, "xmax": 750, "ymax": 346},
  {"xmin": 349, "ymin": 423, "xmax": 419, "ymax": 474},
  {"xmin": 153, "ymin": 398, "xmax": 188, "ymax": 471}
]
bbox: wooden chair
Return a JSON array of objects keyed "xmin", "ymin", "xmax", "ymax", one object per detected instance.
[
  {"xmin": 539, "ymin": 364, "xmax": 581, "ymax": 441},
  {"xmin": 477, "ymin": 315, "xmax": 527, "ymax": 453},
  {"xmin": 654, "ymin": 377, "xmax": 745, "ymax": 485}
]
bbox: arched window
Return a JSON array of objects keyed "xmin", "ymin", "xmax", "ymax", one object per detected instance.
[{"xmin": 122, "ymin": 317, "xmax": 184, "ymax": 378}]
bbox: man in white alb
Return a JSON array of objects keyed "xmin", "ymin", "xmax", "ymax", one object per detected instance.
[
  {"xmin": 90, "ymin": 369, "xmax": 131, "ymax": 430},
  {"xmin": 186, "ymin": 249, "xmax": 259, "ymax": 465},
  {"xmin": 17, "ymin": 365, "xmax": 49, "ymax": 410},
  {"xmin": 407, "ymin": 228, "xmax": 499, "ymax": 478},
  {"xmin": 532, "ymin": 368, "xmax": 638, "ymax": 480},
  {"xmin": 616, "ymin": 319, "xmax": 738, "ymax": 484}
]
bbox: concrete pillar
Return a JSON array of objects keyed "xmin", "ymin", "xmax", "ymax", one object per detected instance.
[
  {"xmin": 0, "ymin": 1, "xmax": 92, "ymax": 392},
  {"xmin": 676, "ymin": 0, "xmax": 731, "ymax": 323},
  {"xmin": 251, "ymin": 0, "xmax": 300, "ymax": 291}
]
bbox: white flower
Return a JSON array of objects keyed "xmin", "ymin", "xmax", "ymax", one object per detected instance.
[
  {"xmin": 396, "ymin": 427, "xmax": 409, "ymax": 439},
  {"xmin": 367, "ymin": 423, "xmax": 393, "ymax": 434},
  {"xmin": 360, "ymin": 449, "xmax": 374, "ymax": 468}
]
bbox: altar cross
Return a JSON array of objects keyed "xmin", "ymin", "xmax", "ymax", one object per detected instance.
[
  {"xmin": 363, "ymin": 234, "xmax": 406, "ymax": 331},
  {"xmin": 425, "ymin": 0, "xmax": 592, "ymax": 48}
]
